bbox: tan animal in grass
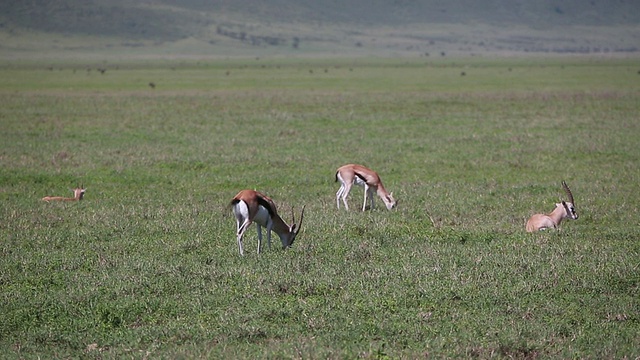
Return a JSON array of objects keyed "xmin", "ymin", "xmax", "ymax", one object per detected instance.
[
  {"xmin": 335, "ymin": 164, "xmax": 397, "ymax": 211},
  {"xmin": 230, "ymin": 189, "xmax": 305, "ymax": 256},
  {"xmin": 526, "ymin": 181, "xmax": 578, "ymax": 232},
  {"xmin": 42, "ymin": 185, "xmax": 86, "ymax": 202}
]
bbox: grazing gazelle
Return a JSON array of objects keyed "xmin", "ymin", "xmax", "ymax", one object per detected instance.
[
  {"xmin": 526, "ymin": 181, "xmax": 578, "ymax": 232},
  {"xmin": 230, "ymin": 189, "xmax": 305, "ymax": 256},
  {"xmin": 42, "ymin": 185, "xmax": 86, "ymax": 202},
  {"xmin": 335, "ymin": 164, "xmax": 397, "ymax": 211}
]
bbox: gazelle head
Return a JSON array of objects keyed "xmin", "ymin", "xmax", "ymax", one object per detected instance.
[
  {"xmin": 73, "ymin": 184, "xmax": 86, "ymax": 200},
  {"xmin": 284, "ymin": 206, "xmax": 306, "ymax": 247},
  {"xmin": 561, "ymin": 181, "xmax": 577, "ymax": 220},
  {"xmin": 383, "ymin": 193, "xmax": 397, "ymax": 210}
]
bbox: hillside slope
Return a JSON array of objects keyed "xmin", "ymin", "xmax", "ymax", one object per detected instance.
[{"xmin": 1, "ymin": 0, "xmax": 638, "ymax": 58}]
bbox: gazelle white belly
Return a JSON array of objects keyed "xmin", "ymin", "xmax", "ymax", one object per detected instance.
[
  {"xmin": 253, "ymin": 205, "xmax": 271, "ymax": 227},
  {"xmin": 353, "ymin": 176, "xmax": 366, "ymax": 187}
]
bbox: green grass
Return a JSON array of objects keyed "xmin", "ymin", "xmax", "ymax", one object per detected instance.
[{"xmin": 1, "ymin": 57, "xmax": 639, "ymax": 358}]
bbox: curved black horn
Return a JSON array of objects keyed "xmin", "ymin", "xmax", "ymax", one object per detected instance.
[
  {"xmin": 562, "ymin": 181, "xmax": 575, "ymax": 206},
  {"xmin": 296, "ymin": 206, "xmax": 306, "ymax": 234}
]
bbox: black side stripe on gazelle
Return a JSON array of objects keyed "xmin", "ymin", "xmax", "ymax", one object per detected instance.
[
  {"xmin": 354, "ymin": 172, "xmax": 367, "ymax": 183},
  {"xmin": 256, "ymin": 196, "xmax": 276, "ymax": 217}
]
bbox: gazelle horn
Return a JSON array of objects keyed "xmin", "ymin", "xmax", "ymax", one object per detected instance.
[
  {"xmin": 294, "ymin": 206, "xmax": 306, "ymax": 234},
  {"xmin": 562, "ymin": 181, "xmax": 574, "ymax": 205}
]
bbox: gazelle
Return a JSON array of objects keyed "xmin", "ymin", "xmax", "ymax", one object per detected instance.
[
  {"xmin": 335, "ymin": 164, "xmax": 397, "ymax": 211},
  {"xmin": 526, "ymin": 181, "xmax": 578, "ymax": 232},
  {"xmin": 230, "ymin": 189, "xmax": 305, "ymax": 256},
  {"xmin": 42, "ymin": 185, "xmax": 86, "ymax": 202}
]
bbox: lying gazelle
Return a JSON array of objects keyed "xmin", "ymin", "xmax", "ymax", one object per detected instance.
[
  {"xmin": 42, "ymin": 185, "xmax": 86, "ymax": 202},
  {"xmin": 335, "ymin": 164, "xmax": 397, "ymax": 211},
  {"xmin": 230, "ymin": 189, "xmax": 305, "ymax": 256},
  {"xmin": 526, "ymin": 181, "xmax": 578, "ymax": 232}
]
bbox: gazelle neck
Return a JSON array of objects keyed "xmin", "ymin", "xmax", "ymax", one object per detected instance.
[
  {"xmin": 270, "ymin": 214, "xmax": 294, "ymax": 243},
  {"xmin": 376, "ymin": 183, "xmax": 389, "ymax": 197},
  {"xmin": 376, "ymin": 183, "xmax": 396, "ymax": 209},
  {"xmin": 548, "ymin": 204, "xmax": 568, "ymax": 226}
]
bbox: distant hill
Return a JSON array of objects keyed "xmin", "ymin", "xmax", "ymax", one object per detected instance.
[{"xmin": 1, "ymin": 0, "xmax": 639, "ymax": 58}]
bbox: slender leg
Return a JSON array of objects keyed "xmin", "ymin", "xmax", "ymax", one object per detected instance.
[
  {"xmin": 368, "ymin": 187, "xmax": 375, "ymax": 210},
  {"xmin": 233, "ymin": 203, "xmax": 251, "ymax": 256},
  {"xmin": 256, "ymin": 224, "xmax": 263, "ymax": 254},
  {"xmin": 266, "ymin": 220, "xmax": 274, "ymax": 250},
  {"xmin": 236, "ymin": 234, "xmax": 244, "ymax": 256},
  {"xmin": 236, "ymin": 219, "xmax": 251, "ymax": 256},
  {"xmin": 341, "ymin": 183, "xmax": 352, "ymax": 210},
  {"xmin": 362, "ymin": 184, "xmax": 370, "ymax": 211}
]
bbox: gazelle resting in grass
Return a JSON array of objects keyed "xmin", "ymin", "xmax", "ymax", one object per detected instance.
[
  {"xmin": 230, "ymin": 189, "xmax": 305, "ymax": 256},
  {"xmin": 526, "ymin": 181, "xmax": 578, "ymax": 232},
  {"xmin": 42, "ymin": 185, "xmax": 86, "ymax": 202},
  {"xmin": 335, "ymin": 164, "xmax": 397, "ymax": 211}
]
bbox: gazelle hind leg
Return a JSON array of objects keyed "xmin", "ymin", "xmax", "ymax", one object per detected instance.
[
  {"xmin": 339, "ymin": 183, "xmax": 352, "ymax": 210},
  {"xmin": 236, "ymin": 235, "xmax": 244, "ymax": 256},
  {"xmin": 233, "ymin": 202, "xmax": 252, "ymax": 256},
  {"xmin": 236, "ymin": 218, "xmax": 251, "ymax": 256}
]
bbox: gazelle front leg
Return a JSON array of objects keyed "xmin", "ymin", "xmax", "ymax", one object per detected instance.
[
  {"xmin": 255, "ymin": 220, "xmax": 275, "ymax": 254},
  {"xmin": 368, "ymin": 186, "xmax": 375, "ymax": 211},
  {"xmin": 266, "ymin": 221, "xmax": 274, "ymax": 251},
  {"xmin": 362, "ymin": 183, "xmax": 372, "ymax": 211},
  {"xmin": 256, "ymin": 224, "xmax": 263, "ymax": 254}
]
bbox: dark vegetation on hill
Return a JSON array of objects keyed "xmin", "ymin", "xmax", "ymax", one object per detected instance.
[{"xmin": 0, "ymin": 0, "xmax": 639, "ymax": 56}]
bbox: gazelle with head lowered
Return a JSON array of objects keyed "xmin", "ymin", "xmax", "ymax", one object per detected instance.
[
  {"xmin": 230, "ymin": 189, "xmax": 305, "ymax": 256},
  {"xmin": 42, "ymin": 185, "xmax": 86, "ymax": 202},
  {"xmin": 526, "ymin": 181, "xmax": 578, "ymax": 232},
  {"xmin": 335, "ymin": 164, "xmax": 397, "ymax": 211}
]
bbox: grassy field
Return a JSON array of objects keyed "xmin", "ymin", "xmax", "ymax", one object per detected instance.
[{"xmin": 1, "ymin": 57, "xmax": 639, "ymax": 358}]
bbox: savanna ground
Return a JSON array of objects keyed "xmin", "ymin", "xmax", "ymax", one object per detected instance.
[{"xmin": 1, "ymin": 56, "xmax": 639, "ymax": 358}]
